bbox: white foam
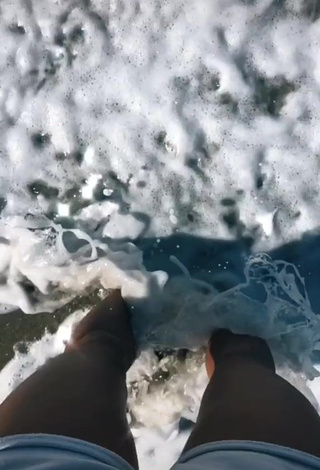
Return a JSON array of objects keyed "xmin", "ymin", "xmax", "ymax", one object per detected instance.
[{"xmin": 0, "ymin": 0, "xmax": 318, "ymax": 241}]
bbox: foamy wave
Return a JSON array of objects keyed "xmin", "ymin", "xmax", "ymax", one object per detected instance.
[{"xmin": 0, "ymin": 216, "xmax": 318, "ymax": 380}]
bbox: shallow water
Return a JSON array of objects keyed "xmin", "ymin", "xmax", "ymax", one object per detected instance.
[{"xmin": 1, "ymin": 0, "xmax": 320, "ymax": 468}]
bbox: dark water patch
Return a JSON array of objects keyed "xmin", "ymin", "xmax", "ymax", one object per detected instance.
[
  {"xmin": 254, "ymin": 76, "xmax": 295, "ymax": 117},
  {"xmin": 9, "ymin": 24, "xmax": 26, "ymax": 35},
  {"xmin": 31, "ymin": 133, "xmax": 51, "ymax": 149},
  {"xmin": 0, "ymin": 198, "xmax": 7, "ymax": 213},
  {"xmin": 302, "ymin": 0, "xmax": 320, "ymax": 21},
  {"xmin": 28, "ymin": 181, "xmax": 59, "ymax": 199}
]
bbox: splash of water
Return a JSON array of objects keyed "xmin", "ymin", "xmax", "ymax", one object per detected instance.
[{"xmin": 0, "ymin": 216, "xmax": 319, "ymax": 381}]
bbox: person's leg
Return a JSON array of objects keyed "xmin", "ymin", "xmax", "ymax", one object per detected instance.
[
  {"xmin": 0, "ymin": 290, "xmax": 138, "ymax": 470},
  {"xmin": 183, "ymin": 330, "xmax": 320, "ymax": 458}
]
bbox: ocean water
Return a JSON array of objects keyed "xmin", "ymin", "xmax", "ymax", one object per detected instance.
[{"xmin": 1, "ymin": 0, "xmax": 320, "ymax": 468}]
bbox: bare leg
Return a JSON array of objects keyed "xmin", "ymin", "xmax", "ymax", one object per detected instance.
[
  {"xmin": 183, "ymin": 330, "xmax": 320, "ymax": 458},
  {"xmin": 0, "ymin": 290, "xmax": 138, "ymax": 469}
]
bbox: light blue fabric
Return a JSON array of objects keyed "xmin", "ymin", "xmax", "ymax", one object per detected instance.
[
  {"xmin": 2, "ymin": 435, "xmax": 320, "ymax": 469},
  {"xmin": 171, "ymin": 441, "xmax": 320, "ymax": 470},
  {"xmin": 0, "ymin": 434, "xmax": 133, "ymax": 470}
]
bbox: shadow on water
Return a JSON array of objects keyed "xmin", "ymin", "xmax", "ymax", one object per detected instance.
[{"xmin": 109, "ymin": 230, "xmax": 320, "ymax": 314}]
